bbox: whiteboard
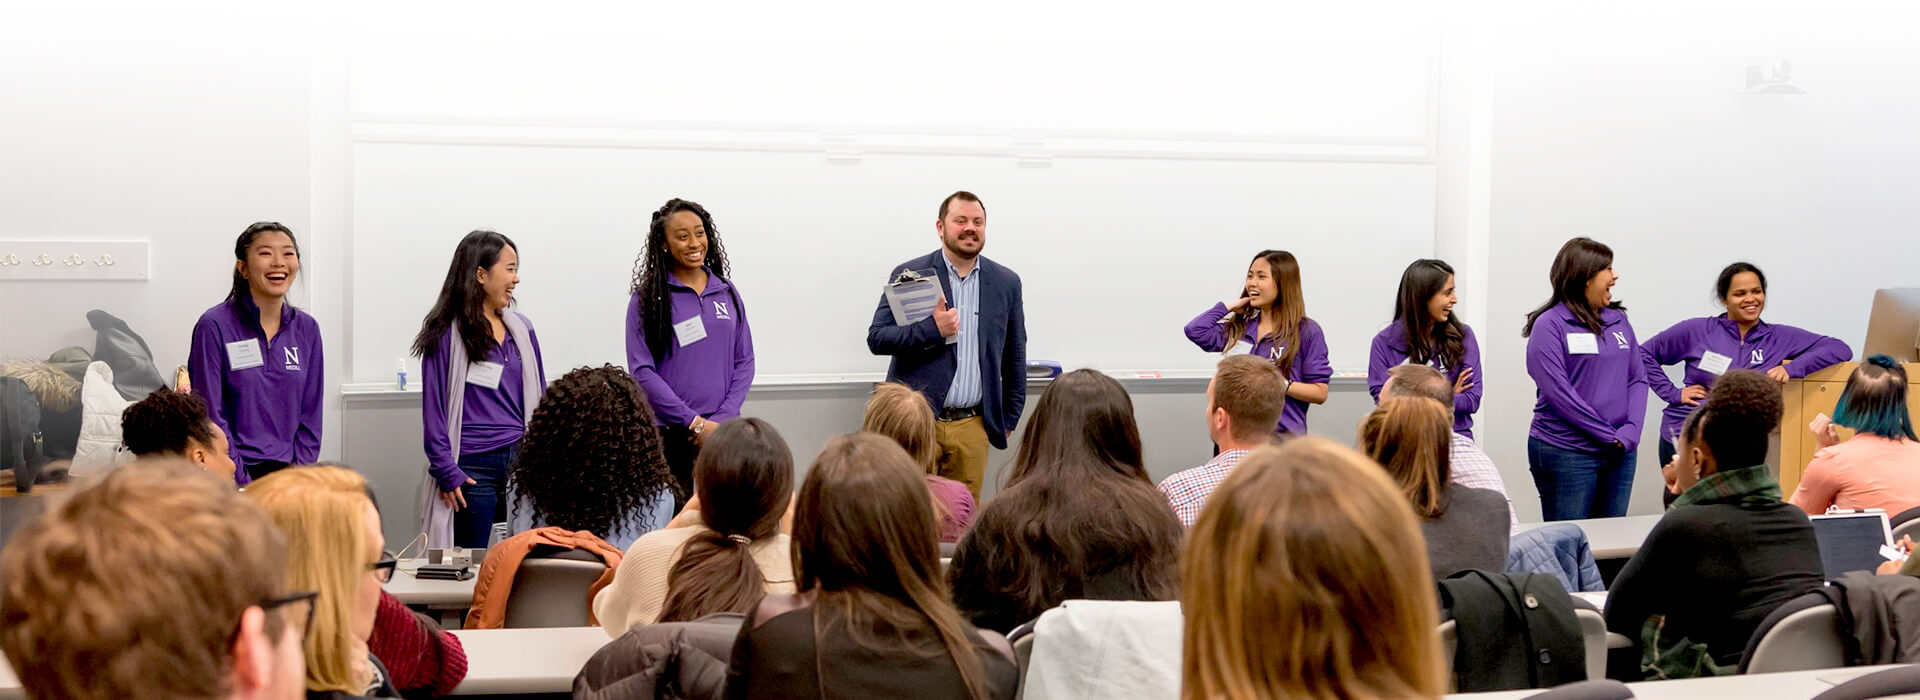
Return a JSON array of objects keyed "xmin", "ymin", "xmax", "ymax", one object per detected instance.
[{"xmin": 349, "ymin": 142, "xmax": 1434, "ymax": 381}]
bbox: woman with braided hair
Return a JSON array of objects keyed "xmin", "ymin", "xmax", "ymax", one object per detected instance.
[
  {"xmin": 508, "ymin": 365, "xmax": 676, "ymax": 549},
  {"xmin": 626, "ymin": 198, "xmax": 757, "ymax": 509}
]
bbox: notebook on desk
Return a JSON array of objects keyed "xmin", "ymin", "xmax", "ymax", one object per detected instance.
[{"xmin": 1810, "ymin": 510, "xmax": 1895, "ymax": 578}]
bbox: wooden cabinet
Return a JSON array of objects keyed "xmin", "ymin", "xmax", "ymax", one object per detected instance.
[{"xmin": 1780, "ymin": 361, "xmax": 1920, "ymax": 494}]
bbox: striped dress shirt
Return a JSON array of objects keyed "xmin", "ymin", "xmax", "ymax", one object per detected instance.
[{"xmin": 942, "ymin": 254, "xmax": 984, "ymax": 409}]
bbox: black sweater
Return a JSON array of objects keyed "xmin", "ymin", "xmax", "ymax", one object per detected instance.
[{"xmin": 1603, "ymin": 497, "xmax": 1824, "ymax": 676}]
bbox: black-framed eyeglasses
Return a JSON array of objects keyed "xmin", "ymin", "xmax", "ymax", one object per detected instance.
[
  {"xmin": 371, "ymin": 551, "xmax": 398, "ymax": 584},
  {"xmin": 241, "ymin": 590, "xmax": 319, "ymax": 645}
]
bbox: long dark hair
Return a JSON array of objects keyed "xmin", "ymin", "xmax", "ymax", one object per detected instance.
[
  {"xmin": 1222, "ymin": 250, "xmax": 1307, "ymax": 375},
  {"xmin": 411, "ymin": 230, "xmax": 518, "ymax": 360},
  {"xmin": 1523, "ymin": 237, "xmax": 1625, "ymax": 337},
  {"xmin": 1393, "ymin": 259, "xmax": 1466, "ymax": 371},
  {"xmin": 658, "ymin": 418, "xmax": 794, "ymax": 623},
  {"xmin": 227, "ymin": 222, "xmax": 299, "ymax": 308},
  {"xmin": 954, "ymin": 370, "xmax": 1181, "ymax": 628},
  {"xmin": 511, "ymin": 366, "xmax": 674, "ymax": 539},
  {"xmin": 794, "ymin": 433, "xmax": 992, "ymax": 700},
  {"xmin": 630, "ymin": 199, "xmax": 736, "ymax": 362}
]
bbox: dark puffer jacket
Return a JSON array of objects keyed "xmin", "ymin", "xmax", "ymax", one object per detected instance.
[{"xmin": 573, "ymin": 613, "xmax": 742, "ymax": 700}]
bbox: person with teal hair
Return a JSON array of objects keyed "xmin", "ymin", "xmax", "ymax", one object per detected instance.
[{"xmin": 1789, "ymin": 355, "xmax": 1920, "ymax": 515}]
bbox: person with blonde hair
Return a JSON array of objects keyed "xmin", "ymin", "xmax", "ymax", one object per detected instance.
[
  {"xmin": 0, "ymin": 459, "xmax": 309, "ymax": 700},
  {"xmin": 1358, "ymin": 396, "xmax": 1510, "ymax": 580},
  {"xmin": 862, "ymin": 381, "xmax": 977, "ymax": 541},
  {"xmin": 1182, "ymin": 438, "xmax": 1445, "ymax": 700},
  {"xmin": 247, "ymin": 466, "xmax": 398, "ymax": 699}
]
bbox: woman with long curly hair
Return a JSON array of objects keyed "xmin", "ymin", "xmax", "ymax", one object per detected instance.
[
  {"xmin": 509, "ymin": 365, "xmax": 676, "ymax": 548},
  {"xmin": 626, "ymin": 198, "xmax": 756, "ymax": 509}
]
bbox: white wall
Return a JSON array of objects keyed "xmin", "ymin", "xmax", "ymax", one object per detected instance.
[{"xmin": 1478, "ymin": 4, "xmax": 1920, "ymax": 520}]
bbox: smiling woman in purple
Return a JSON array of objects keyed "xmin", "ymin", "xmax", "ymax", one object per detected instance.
[
  {"xmin": 627, "ymin": 199, "xmax": 756, "ymax": 510},
  {"xmin": 1523, "ymin": 237, "xmax": 1648, "ymax": 521},
  {"xmin": 187, "ymin": 222, "xmax": 324, "ymax": 485},
  {"xmin": 412, "ymin": 230, "xmax": 546, "ymax": 549},
  {"xmin": 1368, "ymin": 259, "xmax": 1483, "ymax": 438},
  {"xmin": 1641, "ymin": 262, "xmax": 1851, "ymax": 474},
  {"xmin": 1182, "ymin": 250, "xmax": 1332, "ymax": 436}
]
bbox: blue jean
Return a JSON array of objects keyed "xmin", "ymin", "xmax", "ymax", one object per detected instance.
[
  {"xmin": 1528, "ymin": 437, "xmax": 1636, "ymax": 521},
  {"xmin": 454, "ymin": 443, "xmax": 517, "ymax": 549}
]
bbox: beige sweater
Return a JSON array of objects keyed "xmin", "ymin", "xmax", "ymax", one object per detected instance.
[{"xmin": 593, "ymin": 522, "xmax": 796, "ymax": 638}]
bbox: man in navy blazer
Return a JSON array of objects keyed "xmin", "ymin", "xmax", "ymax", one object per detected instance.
[{"xmin": 868, "ymin": 191, "xmax": 1027, "ymax": 498}]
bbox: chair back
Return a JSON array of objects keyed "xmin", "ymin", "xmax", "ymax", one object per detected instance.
[
  {"xmin": 1010, "ymin": 621, "xmax": 1037, "ymax": 700},
  {"xmin": 1741, "ymin": 592, "xmax": 1848, "ymax": 674},
  {"xmin": 1813, "ymin": 665, "xmax": 1920, "ymax": 700},
  {"xmin": 1892, "ymin": 505, "xmax": 1920, "ymax": 544},
  {"xmin": 502, "ymin": 549, "xmax": 607, "ymax": 628}
]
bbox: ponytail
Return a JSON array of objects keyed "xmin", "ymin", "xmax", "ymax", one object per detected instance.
[{"xmin": 657, "ymin": 418, "xmax": 794, "ymax": 622}]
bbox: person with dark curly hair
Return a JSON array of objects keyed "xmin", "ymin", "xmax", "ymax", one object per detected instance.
[
  {"xmin": 413, "ymin": 230, "xmax": 548, "ymax": 549},
  {"xmin": 626, "ymin": 198, "xmax": 756, "ymax": 511},
  {"xmin": 121, "ymin": 387, "xmax": 238, "ymax": 480},
  {"xmin": 508, "ymin": 365, "xmax": 676, "ymax": 549},
  {"xmin": 1604, "ymin": 369, "xmax": 1823, "ymax": 680}
]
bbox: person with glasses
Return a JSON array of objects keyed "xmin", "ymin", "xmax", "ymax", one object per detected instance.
[
  {"xmin": 0, "ymin": 459, "xmax": 311, "ymax": 700},
  {"xmin": 248, "ymin": 466, "xmax": 401, "ymax": 699}
]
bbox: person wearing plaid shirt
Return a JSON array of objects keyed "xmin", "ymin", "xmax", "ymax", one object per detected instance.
[
  {"xmin": 1159, "ymin": 355, "xmax": 1289, "ymax": 527},
  {"xmin": 1383, "ymin": 364, "xmax": 1518, "ymax": 530}
]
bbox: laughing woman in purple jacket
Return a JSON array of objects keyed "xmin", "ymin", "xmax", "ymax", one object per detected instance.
[
  {"xmin": 1368, "ymin": 259, "xmax": 1483, "ymax": 438},
  {"xmin": 1524, "ymin": 237, "xmax": 1648, "ymax": 521},
  {"xmin": 187, "ymin": 222, "xmax": 325, "ymax": 485},
  {"xmin": 1641, "ymin": 262, "xmax": 1852, "ymax": 470},
  {"xmin": 627, "ymin": 199, "xmax": 756, "ymax": 509},
  {"xmin": 413, "ymin": 230, "xmax": 547, "ymax": 549},
  {"xmin": 1183, "ymin": 250, "xmax": 1332, "ymax": 436}
]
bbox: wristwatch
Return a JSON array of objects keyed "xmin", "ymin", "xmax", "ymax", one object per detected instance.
[{"xmin": 691, "ymin": 418, "xmax": 708, "ymax": 435}]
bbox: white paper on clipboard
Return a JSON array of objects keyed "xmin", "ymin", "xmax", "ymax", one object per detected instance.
[{"xmin": 885, "ymin": 269, "xmax": 957, "ymax": 345}]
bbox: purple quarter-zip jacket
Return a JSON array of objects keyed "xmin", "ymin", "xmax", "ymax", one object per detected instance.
[
  {"xmin": 1640, "ymin": 315, "xmax": 1851, "ymax": 443},
  {"xmin": 625, "ymin": 275, "xmax": 756, "ymax": 428},
  {"xmin": 1183, "ymin": 303, "xmax": 1333, "ymax": 435},
  {"xmin": 187, "ymin": 295, "xmax": 324, "ymax": 484},
  {"xmin": 1367, "ymin": 322, "xmax": 1484, "ymax": 438},
  {"xmin": 1526, "ymin": 304, "xmax": 1648, "ymax": 452},
  {"xmin": 421, "ymin": 313, "xmax": 547, "ymax": 492}
]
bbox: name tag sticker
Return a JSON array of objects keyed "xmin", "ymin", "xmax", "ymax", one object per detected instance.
[
  {"xmin": 1567, "ymin": 333, "xmax": 1600, "ymax": 355},
  {"xmin": 1698, "ymin": 351, "xmax": 1733, "ymax": 375},
  {"xmin": 673, "ymin": 316, "xmax": 708, "ymax": 348},
  {"xmin": 466, "ymin": 361, "xmax": 505, "ymax": 390},
  {"xmin": 226, "ymin": 339, "xmax": 265, "ymax": 370},
  {"xmin": 1224, "ymin": 343, "xmax": 1252, "ymax": 357}
]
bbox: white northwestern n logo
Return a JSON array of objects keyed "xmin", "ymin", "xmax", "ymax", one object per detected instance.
[{"xmin": 284, "ymin": 347, "xmax": 300, "ymax": 369}]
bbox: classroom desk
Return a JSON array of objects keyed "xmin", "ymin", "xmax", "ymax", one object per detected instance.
[
  {"xmin": 1517, "ymin": 514, "xmax": 1663, "ymax": 561},
  {"xmin": 448, "ymin": 626, "xmax": 610, "ymax": 695},
  {"xmin": 1445, "ymin": 664, "xmax": 1907, "ymax": 699},
  {"xmin": 385, "ymin": 559, "xmax": 478, "ymax": 607}
]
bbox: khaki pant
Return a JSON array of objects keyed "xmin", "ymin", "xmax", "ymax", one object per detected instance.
[{"xmin": 934, "ymin": 416, "xmax": 990, "ymax": 500}]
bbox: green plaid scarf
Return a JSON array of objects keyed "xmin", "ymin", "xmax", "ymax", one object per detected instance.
[{"xmin": 1671, "ymin": 464, "xmax": 1781, "ymax": 508}]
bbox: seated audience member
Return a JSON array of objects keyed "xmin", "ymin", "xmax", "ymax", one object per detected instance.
[
  {"xmin": 347, "ymin": 489, "xmax": 467, "ymax": 697},
  {"xmin": 248, "ymin": 466, "xmax": 400, "ymax": 699},
  {"xmin": 510, "ymin": 365, "xmax": 677, "ymax": 549},
  {"xmin": 0, "ymin": 459, "xmax": 308, "ymax": 700},
  {"xmin": 1359, "ymin": 396, "xmax": 1511, "ymax": 580},
  {"xmin": 1380, "ymin": 363, "xmax": 1517, "ymax": 529},
  {"xmin": 725, "ymin": 433, "xmax": 1018, "ymax": 700},
  {"xmin": 1790, "ymin": 355, "xmax": 1920, "ymax": 515},
  {"xmin": 1606, "ymin": 370, "xmax": 1823, "ymax": 680},
  {"xmin": 1182, "ymin": 438, "xmax": 1446, "ymax": 700},
  {"xmin": 121, "ymin": 386, "xmax": 239, "ymax": 480},
  {"xmin": 862, "ymin": 382, "xmax": 978, "ymax": 541},
  {"xmin": 596, "ymin": 417, "xmax": 798, "ymax": 636},
  {"xmin": 1158, "ymin": 355, "xmax": 1287, "ymax": 527},
  {"xmin": 948, "ymin": 369, "xmax": 1182, "ymax": 633}
]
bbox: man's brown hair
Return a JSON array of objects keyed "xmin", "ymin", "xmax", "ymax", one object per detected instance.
[
  {"xmin": 0, "ymin": 459, "xmax": 287, "ymax": 700},
  {"xmin": 1385, "ymin": 363, "xmax": 1454, "ymax": 406},
  {"xmin": 1213, "ymin": 354, "xmax": 1288, "ymax": 443}
]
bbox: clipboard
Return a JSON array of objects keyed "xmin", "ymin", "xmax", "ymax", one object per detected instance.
[{"xmin": 885, "ymin": 269, "xmax": 957, "ymax": 345}]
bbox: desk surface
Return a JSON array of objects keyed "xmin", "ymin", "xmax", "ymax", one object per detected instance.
[
  {"xmin": 385, "ymin": 559, "xmax": 478, "ymax": 607},
  {"xmin": 1517, "ymin": 514, "xmax": 1664, "ymax": 560},
  {"xmin": 449, "ymin": 625, "xmax": 612, "ymax": 695},
  {"xmin": 1447, "ymin": 665, "xmax": 1906, "ymax": 699}
]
